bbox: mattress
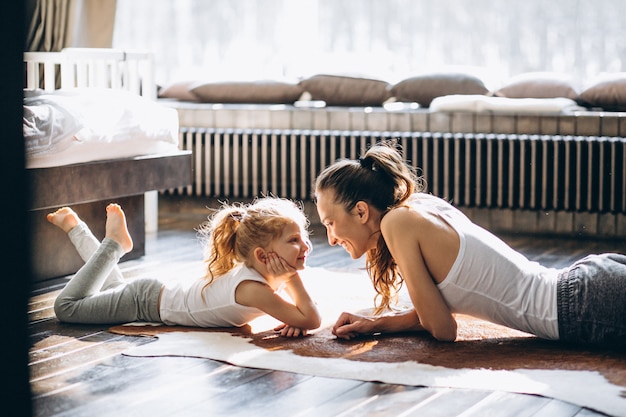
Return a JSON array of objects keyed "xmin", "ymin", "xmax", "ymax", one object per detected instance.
[{"xmin": 23, "ymin": 88, "xmax": 180, "ymax": 168}]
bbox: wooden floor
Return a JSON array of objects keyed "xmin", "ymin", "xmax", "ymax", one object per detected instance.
[{"xmin": 28, "ymin": 195, "xmax": 625, "ymax": 417}]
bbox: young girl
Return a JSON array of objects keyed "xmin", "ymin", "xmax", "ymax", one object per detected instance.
[
  {"xmin": 50, "ymin": 198, "xmax": 321, "ymax": 337},
  {"xmin": 314, "ymin": 141, "xmax": 626, "ymax": 346}
]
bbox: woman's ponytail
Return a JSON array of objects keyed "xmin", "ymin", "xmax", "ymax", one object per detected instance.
[{"xmin": 361, "ymin": 141, "xmax": 422, "ymax": 208}]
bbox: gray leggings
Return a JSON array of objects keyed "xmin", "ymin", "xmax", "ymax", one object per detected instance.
[
  {"xmin": 53, "ymin": 223, "xmax": 162, "ymax": 324},
  {"xmin": 557, "ymin": 253, "xmax": 626, "ymax": 346}
]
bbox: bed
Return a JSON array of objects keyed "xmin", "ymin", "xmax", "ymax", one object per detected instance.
[{"xmin": 24, "ymin": 48, "xmax": 192, "ymax": 282}]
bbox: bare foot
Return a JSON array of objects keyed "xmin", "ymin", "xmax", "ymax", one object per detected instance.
[
  {"xmin": 47, "ymin": 207, "xmax": 80, "ymax": 233},
  {"xmin": 105, "ymin": 203, "xmax": 133, "ymax": 253}
]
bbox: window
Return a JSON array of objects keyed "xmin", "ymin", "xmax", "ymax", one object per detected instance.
[{"xmin": 113, "ymin": 0, "xmax": 626, "ymax": 89}]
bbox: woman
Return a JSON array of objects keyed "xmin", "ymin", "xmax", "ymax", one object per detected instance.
[{"xmin": 314, "ymin": 141, "xmax": 626, "ymax": 346}]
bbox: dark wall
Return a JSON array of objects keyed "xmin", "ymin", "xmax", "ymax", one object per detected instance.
[{"xmin": 3, "ymin": 2, "xmax": 33, "ymax": 416}]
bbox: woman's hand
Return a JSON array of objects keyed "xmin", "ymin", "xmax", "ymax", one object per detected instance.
[
  {"xmin": 332, "ymin": 312, "xmax": 377, "ymax": 340},
  {"xmin": 332, "ymin": 309, "xmax": 426, "ymax": 340},
  {"xmin": 274, "ymin": 323, "xmax": 308, "ymax": 337}
]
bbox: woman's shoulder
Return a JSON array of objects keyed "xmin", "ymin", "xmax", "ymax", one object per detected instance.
[
  {"xmin": 388, "ymin": 193, "xmax": 445, "ymax": 215},
  {"xmin": 382, "ymin": 194, "xmax": 455, "ymax": 233},
  {"xmin": 381, "ymin": 201, "xmax": 428, "ymax": 232},
  {"xmin": 407, "ymin": 192, "xmax": 451, "ymax": 206}
]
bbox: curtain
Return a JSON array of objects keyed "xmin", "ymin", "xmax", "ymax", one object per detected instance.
[
  {"xmin": 71, "ymin": 0, "xmax": 117, "ymax": 48},
  {"xmin": 25, "ymin": 0, "xmax": 76, "ymax": 52},
  {"xmin": 25, "ymin": 0, "xmax": 117, "ymax": 52}
]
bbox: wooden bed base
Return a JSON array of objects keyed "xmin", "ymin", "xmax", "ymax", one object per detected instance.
[
  {"xmin": 29, "ymin": 196, "xmax": 145, "ymax": 282},
  {"xmin": 28, "ymin": 152, "xmax": 192, "ymax": 281}
]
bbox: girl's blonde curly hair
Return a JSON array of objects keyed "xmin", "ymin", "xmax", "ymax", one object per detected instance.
[{"xmin": 196, "ymin": 197, "xmax": 310, "ymax": 287}]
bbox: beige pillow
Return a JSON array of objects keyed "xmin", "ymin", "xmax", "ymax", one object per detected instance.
[
  {"xmin": 190, "ymin": 81, "xmax": 304, "ymax": 104},
  {"xmin": 158, "ymin": 80, "xmax": 201, "ymax": 102},
  {"xmin": 298, "ymin": 74, "xmax": 391, "ymax": 106},
  {"xmin": 578, "ymin": 73, "xmax": 626, "ymax": 111},
  {"xmin": 494, "ymin": 72, "xmax": 579, "ymax": 99},
  {"xmin": 389, "ymin": 73, "xmax": 488, "ymax": 107}
]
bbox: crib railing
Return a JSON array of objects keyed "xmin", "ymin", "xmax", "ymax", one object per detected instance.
[
  {"xmin": 173, "ymin": 128, "xmax": 626, "ymax": 214},
  {"xmin": 24, "ymin": 48, "xmax": 154, "ymax": 99}
]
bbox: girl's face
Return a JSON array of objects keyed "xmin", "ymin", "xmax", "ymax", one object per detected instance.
[
  {"xmin": 315, "ymin": 189, "xmax": 376, "ymax": 259},
  {"xmin": 269, "ymin": 221, "xmax": 309, "ymax": 270}
]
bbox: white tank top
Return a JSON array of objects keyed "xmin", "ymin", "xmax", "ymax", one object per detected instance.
[
  {"xmin": 159, "ymin": 265, "xmax": 267, "ymax": 327},
  {"xmin": 408, "ymin": 194, "xmax": 560, "ymax": 340}
]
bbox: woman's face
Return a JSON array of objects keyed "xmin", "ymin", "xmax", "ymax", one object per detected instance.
[{"xmin": 315, "ymin": 189, "xmax": 376, "ymax": 259}]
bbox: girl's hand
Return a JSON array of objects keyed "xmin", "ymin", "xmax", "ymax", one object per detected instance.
[
  {"xmin": 265, "ymin": 252, "xmax": 297, "ymax": 282},
  {"xmin": 274, "ymin": 323, "xmax": 308, "ymax": 337}
]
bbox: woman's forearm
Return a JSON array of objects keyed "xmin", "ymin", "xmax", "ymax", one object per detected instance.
[
  {"xmin": 375, "ymin": 309, "xmax": 425, "ymax": 334},
  {"xmin": 332, "ymin": 309, "xmax": 425, "ymax": 340}
]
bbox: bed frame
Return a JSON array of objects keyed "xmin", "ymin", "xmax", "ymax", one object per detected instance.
[{"xmin": 24, "ymin": 48, "xmax": 192, "ymax": 281}]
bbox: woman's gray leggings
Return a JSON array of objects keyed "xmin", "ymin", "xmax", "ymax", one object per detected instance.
[
  {"xmin": 557, "ymin": 253, "xmax": 626, "ymax": 346},
  {"xmin": 53, "ymin": 223, "xmax": 162, "ymax": 324}
]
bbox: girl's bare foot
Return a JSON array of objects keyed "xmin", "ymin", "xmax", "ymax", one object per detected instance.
[
  {"xmin": 46, "ymin": 207, "xmax": 80, "ymax": 233},
  {"xmin": 105, "ymin": 203, "xmax": 133, "ymax": 253}
]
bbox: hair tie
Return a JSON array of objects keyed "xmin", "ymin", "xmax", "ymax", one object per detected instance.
[
  {"xmin": 230, "ymin": 210, "xmax": 246, "ymax": 223},
  {"xmin": 358, "ymin": 156, "xmax": 375, "ymax": 170}
]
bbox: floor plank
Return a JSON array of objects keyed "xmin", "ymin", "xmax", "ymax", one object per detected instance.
[{"xmin": 335, "ymin": 385, "xmax": 443, "ymax": 417}]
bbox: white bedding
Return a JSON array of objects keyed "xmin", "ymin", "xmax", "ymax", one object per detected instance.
[
  {"xmin": 429, "ymin": 94, "xmax": 584, "ymax": 114},
  {"xmin": 23, "ymin": 88, "xmax": 180, "ymax": 168}
]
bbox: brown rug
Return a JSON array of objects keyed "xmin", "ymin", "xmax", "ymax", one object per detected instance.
[
  {"xmin": 111, "ymin": 314, "xmax": 626, "ymax": 388},
  {"xmin": 111, "ymin": 267, "xmax": 626, "ymax": 416}
]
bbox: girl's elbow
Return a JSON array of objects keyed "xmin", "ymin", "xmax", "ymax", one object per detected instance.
[
  {"xmin": 286, "ymin": 316, "xmax": 320, "ymax": 331},
  {"xmin": 302, "ymin": 306, "xmax": 322, "ymax": 330},
  {"xmin": 302, "ymin": 311, "xmax": 322, "ymax": 330},
  {"xmin": 306, "ymin": 314, "xmax": 322, "ymax": 330}
]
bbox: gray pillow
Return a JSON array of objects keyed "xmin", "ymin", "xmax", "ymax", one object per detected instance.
[
  {"xmin": 577, "ymin": 74, "xmax": 626, "ymax": 111},
  {"xmin": 298, "ymin": 74, "xmax": 391, "ymax": 106},
  {"xmin": 190, "ymin": 81, "xmax": 304, "ymax": 104},
  {"xmin": 158, "ymin": 80, "xmax": 201, "ymax": 102},
  {"xmin": 494, "ymin": 72, "xmax": 579, "ymax": 99},
  {"xmin": 390, "ymin": 73, "xmax": 488, "ymax": 107}
]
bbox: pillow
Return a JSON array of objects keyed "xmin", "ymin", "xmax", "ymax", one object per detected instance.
[
  {"xmin": 298, "ymin": 74, "xmax": 391, "ymax": 106},
  {"xmin": 158, "ymin": 80, "xmax": 201, "ymax": 102},
  {"xmin": 389, "ymin": 73, "xmax": 488, "ymax": 107},
  {"xmin": 430, "ymin": 94, "xmax": 580, "ymax": 114},
  {"xmin": 577, "ymin": 73, "xmax": 626, "ymax": 111},
  {"xmin": 190, "ymin": 81, "xmax": 304, "ymax": 104},
  {"xmin": 23, "ymin": 94, "xmax": 85, "ymax": 155},
  {"xmin": 493, "ymin": 72, "xmax": 579, "ymax": 99}
]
